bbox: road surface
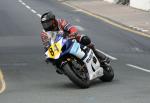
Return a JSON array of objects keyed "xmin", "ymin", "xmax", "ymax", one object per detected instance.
[{"xmin": 0, "ymin": 0, "xmax": 150, "ymax": 103}]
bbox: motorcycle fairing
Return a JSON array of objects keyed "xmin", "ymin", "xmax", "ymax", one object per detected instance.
[
  {"xmin": 45, "ymin": 34, "xmax": 74, "ymax": 59},
  {"xmin": 46, "ymin": 38, "xmax": 63, "ymax": 59},
  {"xmin": 83, "ymin": 50, "xmax": 104, "ymax": 80},
  {"xmin": 69, "ymin": 41, "xmax": 85, "ymax": 59},
  {"xmin": 69, "ymin": 42, "xmax": 104, "ymax": 80},
  {"xmin": 45, "ymin": 33, "xmax": 104, "ymax": 80}
]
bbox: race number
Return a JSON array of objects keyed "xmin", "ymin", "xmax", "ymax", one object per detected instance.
[
  {"xmin": 49, "ymin": 48, "xmax": 54, "ymax": 56},
  {"xmin": 47, "ymin": 40, "xmax": 62, "ymax": 59}
]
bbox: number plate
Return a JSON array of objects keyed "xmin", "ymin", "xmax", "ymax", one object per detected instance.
[{"xmin": 47, "ymin": 39, "xmax": 63, "ymax": 59}]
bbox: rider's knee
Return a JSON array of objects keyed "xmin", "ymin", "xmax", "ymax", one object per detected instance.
[{"xmin": 80, "ymin": 36, "xmax": 91, "ymax": 46}]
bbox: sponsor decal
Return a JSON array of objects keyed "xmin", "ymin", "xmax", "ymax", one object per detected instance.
[{"xmin": 86, "ymin": 51, "xmax": 93, "ymax": 63}]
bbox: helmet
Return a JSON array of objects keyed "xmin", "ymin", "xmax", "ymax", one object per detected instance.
[{"xmin": 41, "ymin": 11, "xmax": 58, "ymax": 31}]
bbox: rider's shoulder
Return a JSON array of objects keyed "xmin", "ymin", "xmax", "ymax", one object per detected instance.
[{"xmin": 57, "ymin": 19, "xmax": 68, "ymax": 26}]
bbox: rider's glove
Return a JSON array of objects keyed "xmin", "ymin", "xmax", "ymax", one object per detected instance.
[{"xmin": 68, "ymin": 32, "xmax": 78, "ymax": 40}]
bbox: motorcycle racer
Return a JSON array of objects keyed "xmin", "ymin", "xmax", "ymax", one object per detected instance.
[{"xmin": 40, "ymin": 11, "xmax": 110, "ymax": 68}]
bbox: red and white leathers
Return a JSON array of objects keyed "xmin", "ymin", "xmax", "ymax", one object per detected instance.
[{"xmin": 40, "ymin": 19, "xmax": 85, "ymax": 48}]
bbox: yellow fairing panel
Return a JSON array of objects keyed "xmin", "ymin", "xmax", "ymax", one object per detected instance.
[{"xmin": 47, "ymin": 39, "xmax": 63, "ymax": 59}]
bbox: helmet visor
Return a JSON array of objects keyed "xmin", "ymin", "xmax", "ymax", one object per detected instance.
[
  {"xmin": 42, "ymin": 19, "xmax": 58, "ymax": 31},
  {"xmin": 42, "ymin": 19, "xmax": 53, "ymax": 30}
]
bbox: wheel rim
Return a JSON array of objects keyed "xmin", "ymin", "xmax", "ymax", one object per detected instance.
[{"xmin": 71, "ymin": 60, "xmax": 89, "ymax": 81}]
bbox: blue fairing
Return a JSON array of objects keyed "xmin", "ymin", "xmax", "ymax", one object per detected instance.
[
  {"xmin": 53, "ymin": 34, "xmax": 81, "ymax": 59},
  {"xmin": 59, "ymin": 39, "xmax": 74, "ymax": 58},
  {"xmin": 55, "ymin": 34, "xmax": 63, "ymax": 42},
  {"xmin": 69, "ymin": 42, "xmax": 80, "ymax": 55}
]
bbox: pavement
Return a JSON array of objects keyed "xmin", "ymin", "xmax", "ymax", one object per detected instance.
[{"xmin": 62, "ymin": 0, "xmax": 150, "ymax": 36}]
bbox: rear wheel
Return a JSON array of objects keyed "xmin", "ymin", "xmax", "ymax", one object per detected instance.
[
  {"xmin": 100, "ymin": 66, "xmax": 114, "ymax": 82},
  {"xmin": 63, "ymin": 61, "xmax": 90, "ymax": 88}
]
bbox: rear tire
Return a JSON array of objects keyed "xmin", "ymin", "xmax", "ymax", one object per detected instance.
[
  {"xmin": 100, "ymin": 66, "xmax": 114, "ymax": 82},
  {"xmin": 63, "ymin": 63, "xmax": 90, "ymax": 88}
]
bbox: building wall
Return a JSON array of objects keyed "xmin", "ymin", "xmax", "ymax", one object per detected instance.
[{"xmin": 130, "ymin": 0, "xmax": 150, "ymax": 11}]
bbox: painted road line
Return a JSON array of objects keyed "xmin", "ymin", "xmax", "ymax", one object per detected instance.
[
  {"xmin": 31, "ymin": 9, "xmax": 37, "ymax": 14},
  {"xmin": 62, "ymin": 2, "xmax": 150, "ymax": 39},
  {"xmin": 25, "ymin": 5, "xmax": 31, "ymax": 9},
  {"xmin": 22, "ymin": 2, "xmax": 26, "ymax": 6},
  {"xmin": 18, "ymin": 0, "xmax": 23, "ymax": 3},
  {"xmin": 127, "ymin": 64, "xmax": 150, "ymax": 73},
  {"xmin": 18, "ymin": 0, "xmax": 39, "ymax": 16},
  {"xmin": 37, "ymin": 14, "xmax": 41, "ymax": 18},
  {"xmin": 0, "ymin": 69, "xmax": 6, "ymax": 94},
  {"xmin": 96, "ymin": 49, "xmax": 117, "ymax": 60},
  {"xmin": 73, "ymin": 9, "xmax": 84, "ymax": 12}
]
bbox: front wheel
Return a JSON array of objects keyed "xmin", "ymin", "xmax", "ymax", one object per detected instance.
[
  {"xmin": 63, "ymin": 63, "xmax": 90, "ymax": 88},
  {"xmin": 100, "ymin": 66, "xmax": 114, "ymax": 82}
]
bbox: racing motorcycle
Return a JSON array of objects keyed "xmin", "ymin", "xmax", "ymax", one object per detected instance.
[{"xmin": 45, "ymin": 32, "xmax": 114, "ymax": 88}]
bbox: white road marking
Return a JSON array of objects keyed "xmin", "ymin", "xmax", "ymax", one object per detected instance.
[
  {"xmin": 127, "ymin": 64, "xmax": 150, "ymax": 73},
  {"xmin": 37, "ymin": 14, "xmax": 41, "ymax": 18},
  {"xmin": 73, "ymin": 9, "xmax": 84, "ymax": 12},
  {"xmin": 131, "ymin": 47, "xmax": 143, "ymax": 52},
  {"xmin": 31, "ymin": 9, "xmax": 37, "ymax": 14},
  {"xmin": 22, "ymin": 2, "xmax": 26, "ymax": 5},
  {"xmin": 18, "ymin": 0, "xmax": 22, "ymax": 3},
  {"xmin": 96, "ymin": 49, "xmax": 117, "ymax": 60},
  {"xmin": 18, "ymin": 0, "xmax": 40, "ymax": 17},
  {"xmin": 25, "ymin": 5, "xmax": 31, "ymax": 9}
]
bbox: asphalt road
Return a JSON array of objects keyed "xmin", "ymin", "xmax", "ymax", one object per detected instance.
[{"xmin": 0, "ymin": 0, "xmax": 150, "ymax": 103}]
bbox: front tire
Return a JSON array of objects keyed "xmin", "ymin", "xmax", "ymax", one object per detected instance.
[{"xmin": 63, "ymin": 63, "xmax": 90, "ymax": 88}]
